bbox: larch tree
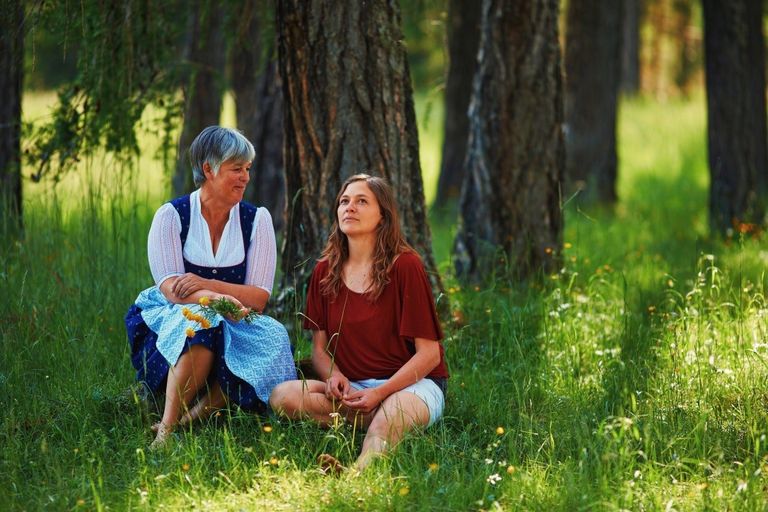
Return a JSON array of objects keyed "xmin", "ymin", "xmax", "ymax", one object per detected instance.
[
  {"xmin": 564, "ymin": 0, "xmax": 623, "ymax": 204},
  {"xmin": 230, "ymin": 1, "xmax": 285, "ymax": 233},
  {"xmin": 454, "ymin": 0, "xmax": 564, "ymax": 282},
  {"xmin": 702, "ymin": 0, "xmax": 767, "ymax": 234},
  {"xmin": 435, "ymin": 0, "xmax": 482, "ymax": 207},
  {"xmin": 172, "ymin": 0, "xmax": 227, "ymax": 196},
  {"xmin": 0, "ymin": 0, "xmax": 24, "ymax": 231},
  {"xmin": 276, "ymin": 0, "xmax": 443, "ymax": 302}
]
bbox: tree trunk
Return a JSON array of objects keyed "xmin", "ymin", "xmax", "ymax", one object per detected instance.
[
  {"xmin": 454, "ymin": 0, "xmax": 564, "ymax": 282},
  {"xmin": 702, "ymin": 0, "xmax": 767, "ymax": 234},
  {"xmin": 621, "ymin": 0, "xmax": 641, "ymax": 94},
  {"xmin": 230, "ymin": 1, "xmax": 285, "ymax": 233},
  {"xmin": 172, "ymin": 0, "xmax": 226, "ymax": 196},
  {"xmin": 672, "ymin": 0, "xmax": 695, "ymax": 95},
  {"xmin": 0, "ymin": 0, "xmax": 24, "ymax": 231},
  {"xmin": 564, "ymin": 0, "xmax": 623, "ymax": 203},
  {"xmin": 276, "ymin": 0, "xmax": 443, "ymax": 302},
  {"xmin": 435, "ymin": 0, "xmax": 482, "ymax": 207}
]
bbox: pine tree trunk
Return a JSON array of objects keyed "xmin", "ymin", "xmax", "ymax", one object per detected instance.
[
  {"xmin": 702, "ymin": 0, "xmax": 768, "ymax": 234},
  {"xmin": 621, "ymin": 0, "xmax": 641, "ymax": 94},
  {"xmin": 0, "ymin": 0, "xmax": 24, "ymax": 230},
  {"xmin": 435, "ymin": 0, "xmax": 482, "ymax": 207},
  {"xmin": 454, "ymin": 0, "xmax": 564, "ymax": 282},
  {"xmin": 230, "ymin": 1, "xmax": 285, "ymax": 233},
  {"xmin": 276, "ymin": 0, "xmax": 443, "ymax": 302},
  {"xmin": 172, "ymin": 0, "xmax": 226, "ymax": 196},
  {"xmin": 564, "ymin": 0, "xmax": 622, "ymax": 203}
]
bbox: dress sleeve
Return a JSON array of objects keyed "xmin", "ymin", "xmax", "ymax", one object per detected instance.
[
  {"xmin": 397, "ymin": 253, "xmax": 443, "ymax": 341},
  {"xmin": 244, "ymin": 208, "xmax": 277, "ymax": 294},
  {"xmin": 147, "ymin": 203, "xmax": 184, "ymax": 286},
  {"xmin": 303, "ymin": 262, "xmax": 327, "ymax": 331}
]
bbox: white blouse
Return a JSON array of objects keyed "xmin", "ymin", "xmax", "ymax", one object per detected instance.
[{"xmin": 147, "ymin": 190, "xmax": 277, "ymax": 293}]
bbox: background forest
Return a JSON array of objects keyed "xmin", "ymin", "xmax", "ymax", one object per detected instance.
[{"xmin": 2, "ymin": 0, "xmax": 768, "ymax": 510}]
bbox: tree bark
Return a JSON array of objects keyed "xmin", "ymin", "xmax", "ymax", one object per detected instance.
[
  {"xmin": 672, "ymin": 0, "xmax": 695, "ymax": 95},
  {"xmin": 435, "ymin": 0, "xmax": 482, "ymax": 207},
  {"xmin": 230, "ymin": 1, "xmax": 285, "ymax": 233},
  {"xmin": 564, "ymin": 0, "xmax": 623, "ymax": 203},
  {"xmin": 276, "ymin": 0, "xmax": 443, "ymax": 302},
  {"xmin": 172, "ymin": 0, "xmax": 226, "ymax": 196},
  {"xmin": 0, "ymin": 0, "xmax": 24, "ymax": 230},
  {"xmin": 454, "ymin": 0, "xmax": 564, "ymax": 282},
  {"xmin": 621, "ymin": 0, "xmax": 641, "ymax": 94},
  {"xmin": 702, "ymin": 0, "xmax": 768, "ymax": 234}
]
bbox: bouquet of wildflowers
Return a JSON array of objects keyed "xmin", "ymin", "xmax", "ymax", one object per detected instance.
[{"xmin": 182, "ymin": 296, "xmax": 259, "ymax": 337}]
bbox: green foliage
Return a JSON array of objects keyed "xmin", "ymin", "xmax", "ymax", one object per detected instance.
[
  {"xmin": 24, "ymin": 1, "xmax": 185, "ymax": 182},
  {"xmin": 4, "ymin": 93, "xmax": 768, "ymax": 509},
  {"xmin": 401, "ymin": 0, "xmax": 447, "ymax": 92}
]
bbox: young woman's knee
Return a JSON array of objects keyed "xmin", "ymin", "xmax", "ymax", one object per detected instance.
[{"xmin": 269, "ymin": 380, "xmax": 303, "ymax": 415}]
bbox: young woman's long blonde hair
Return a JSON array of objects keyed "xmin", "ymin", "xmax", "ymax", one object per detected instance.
[{"xmin": 319, "ymin": 174, "xmax": 415, "ymax": 301}]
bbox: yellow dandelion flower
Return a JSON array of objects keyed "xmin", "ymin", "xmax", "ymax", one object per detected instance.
[
  {"xmin": 564, "ymin": 242, "xmax": 572, "ymax": 249},
  {"xmin": 181, "ymin": 307, "xmax": 192, "ymax": 319},
  {"xmin": 185, "ymin": 327, "xmax": 195, "ymax": 338},
  {"xmin": 496, "ymin": 426, "xmax": 505, "ymax": 435},
  {"xmin": 398, "ymin": 486, "xmax": 410, "ymax": 496},
  {"xmin": 200, "ymin": 318, "xmax": 211, "ymax": 329},
  {"xmin": 191, "ymin": 314, "xmax": 205, "ymax": 323},
  {"xmin": 263, "ymin": 425, "xmax": 273, "ymax": 433},
  {"xmin": 269, "ymin": 457, "xmax": 279, "ymax": 465},
  {"xmin": 428, "ymin": 462, "xmax": 439, "ymax": 472},
  {"xmin": 507, "ymin": 465, "xmax": 516, "ymax": 474},
  {"xmin": 182, "ymin": 463, "xmax": 190, "ymax": 472},
  {"xmin": 199, "ymin": 296, "xmax": 210, "ymax": 306}
]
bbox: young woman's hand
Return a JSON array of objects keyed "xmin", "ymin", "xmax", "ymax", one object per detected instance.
[
  {"xmin": 341, "ymin": 387, "xmax": 384, "ymax": 413},
  {"xmin": 325, "ymin": 373, "xmax": 350, "ymax": 400}
]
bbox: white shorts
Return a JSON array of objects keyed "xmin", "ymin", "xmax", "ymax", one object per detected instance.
[{"xmin": 349, "ymin": 378, "xmax": 445, "ymax": 427}]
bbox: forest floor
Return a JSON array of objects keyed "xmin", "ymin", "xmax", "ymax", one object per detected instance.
[{"xmin": 2, "ymin": 93, "xmax": 768, "ymax": 510}]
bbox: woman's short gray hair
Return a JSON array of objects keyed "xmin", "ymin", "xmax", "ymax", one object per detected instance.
[{"xmin": 189, "ymin": 126, "xmax": 255, "ymax": 187}]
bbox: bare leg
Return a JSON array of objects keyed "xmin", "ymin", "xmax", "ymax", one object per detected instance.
[
  {"xmin": 355, "ymin": 391, "xmax": 430, "ymax": 471},
  {"xmin": 271, "ymin": 379, "xmax": 380, "ymax": 474},
  {"xmin": 180, "ymin": 381, "xmax": 228, "ymax": 426},
  {"xmin": 270, "ymin": 379, "xmax": 349, "ymax": 425},
  {"xmin": 150, "ymin": 344, "xmax": 214, "ymax": 449}
]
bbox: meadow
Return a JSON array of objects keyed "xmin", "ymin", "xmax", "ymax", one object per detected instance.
[{"xmin": 2, "ymin": 91, "xmax": 768, "ymax": 511}]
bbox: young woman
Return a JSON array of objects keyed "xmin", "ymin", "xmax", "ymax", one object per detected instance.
[
  {"xmin": 125, "ymin": 126, "xmax": 296, "ymax": 449},
  {"xmin": 270, "ymin": 174, "xmax": 448, "ymax": 472}
]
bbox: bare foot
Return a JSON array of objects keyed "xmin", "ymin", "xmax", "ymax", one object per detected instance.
[
  {"xmin": 149, "ymin": 423, "xmax": 174, "ymax": 450},
  {"xmin": 318, "ymin": 453, "xmax": 346, "ymax": 476}
]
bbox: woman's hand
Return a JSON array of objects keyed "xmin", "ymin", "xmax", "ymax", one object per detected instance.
[
  {"xmin": 341, "ymin": 387, "xmax": 384, "ymax": 414},
  {"xmin": 172, "ymin": 273, "xmax": 210, "ymax": 299},
  {"xmin": 209, "ymin": 293, "xmax": 250, "ymax": 321},
  {"xmin": 325, "ymin": 373, "xmax": 351, "ymax": 400}
]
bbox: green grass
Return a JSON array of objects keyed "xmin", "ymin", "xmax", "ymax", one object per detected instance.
[{"xmin": 2, "ymin": 91, "xmax": 768, "ymax": 510}]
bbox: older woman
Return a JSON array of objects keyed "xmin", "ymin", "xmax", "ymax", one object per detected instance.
[
  {"xmin": 126, "ymin": 126, "xmax": 296, "ymax": 449},
  {"xmin": 270, "ymin": 174, "xmax": 448, "ymax": 472}
]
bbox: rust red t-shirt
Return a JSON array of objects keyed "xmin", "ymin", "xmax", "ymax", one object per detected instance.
[{"xmin": 303, "ymin": 251, "xmax": 449, "ymax": 381}]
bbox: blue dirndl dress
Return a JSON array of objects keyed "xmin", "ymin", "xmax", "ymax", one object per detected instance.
[{"xmin": 125, "ymin": 195, "xmax": 296, "ymax": 412}]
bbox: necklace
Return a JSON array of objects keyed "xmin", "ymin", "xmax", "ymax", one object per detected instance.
[{"xmin": 343, "ymin": 264, "xmax": 372, "ymax": 293}]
